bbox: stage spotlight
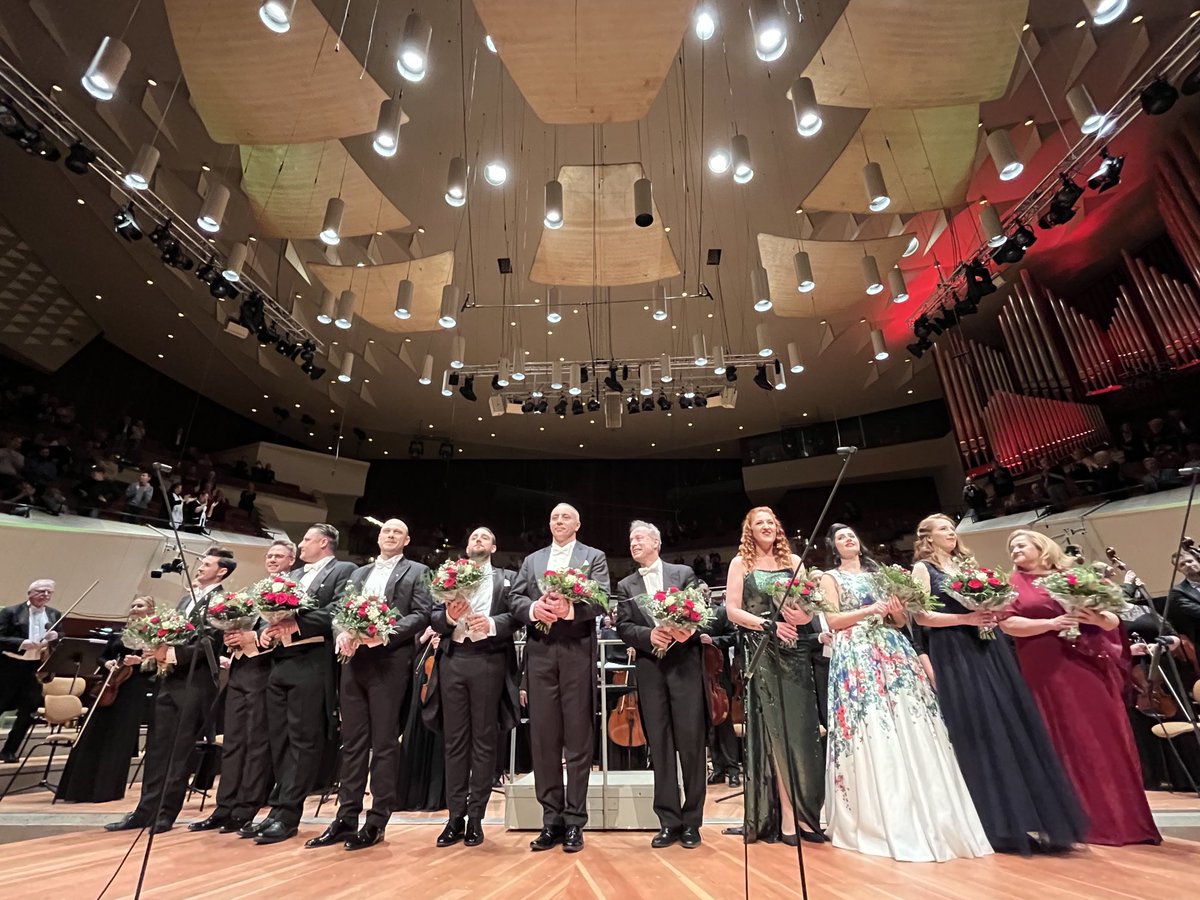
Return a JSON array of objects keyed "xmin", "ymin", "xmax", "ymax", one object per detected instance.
[
  {"xmin": 641, "ymin": 396, "xmax": 654, "ymax": 412},
  {"xmin": 1183, "ymin": 63, "xmax": 1200, "ymax": 96},
  {"xmin": 1037, "ymin": 174, "xmax": 1084, "ymax": 229},
  {"xmin": 535, "ymin": 398, "xmax": 548, "ymax": 414},
  {"xmin": 604, "ymin": 365, "xmax": 623, "ymax": 393},
  {"xmin": 238, "ymin": 293, "xmax": 266, "ymax": 333},
  {"xmin": 113, "ymin": 202, "xmax": 142, "ymax": 241},
  {"xmin": 1087, "ymin": 147, "xmax": 1124, "ymax": 193},
  {"xmin": 991, "ymin": 238, "xmax": 1023, "ymax": 265},
  {"xmin": 580, "ymin": 365, "xmax": 590, "ymax": 384},
  {"xmin": 587, "ymin": 397, "xmax": 600, "ymax": 413},
  {"xmin": 196, "ymin": 256, "xmax": 217, "ymax": 283},
  {"xmin": 627, "ymin": 394, "xmax": 640, "ymax": 414},
  {"xmin": 657, "ymin": 392, "xmax": 672, "ymax": 411},
  {"xmin": 724, "ymin": 366, "xmax": 738, "ymax": 383},
  {"xmin": 490, "ymin": 374, "xmax": 502, "ymax": 392},
  {"xmin": 695, "ymin": 393, "xmax": 708, "ymax": 408},
  {"xmin": 409, "ymin": 439, "xmax": 424, "ymax": 458},
  {"xmin": 932, "ymin": 306, "xmax": 958, "ymax": 331},
  {"xmin": 439, "ymin": 441, "xmax": 453, "ymax": 460},
  {"xmin": 554, "ymin": 396, "xmax": 568, "ymax": 416},
  {"xmin": 0, "ymin": 96, "xmax": 24, "ymax": 136},
  {"xmin": 64, "ymin": 141, "xmax": 96, "ymax": 174},
  {"xmin": 571, "ymin": 398, "xmax": 584, "ymax": 415},
  {"xmin": 913, "ymin": 314, "xmax": 935, "ymax": 339},
  {"xmin": 753, "ymin": 364, "xmax": 772, "ymax": 391},
  {"xmin": 300, "ymin": 361, "xmax": 326, "ymax": 380},
  {"xmin": 17, "ymin": 128, "xmax": 59, "ymax": 161},
  {"xmin": 256, "ymin": 323, "xmax": 280, "ymax": 346},
  {"xmin": 954, "ymin": 291, "xmax": 979, "ymax": 317},
  {"xmin": 679, "ymin": 394, "xmax": 694, "ymax": 409},
  {"xmin": 907, "ymin": 338, "xmax": 932, "ymax": 359},
  {"xmin": 459, "ymin": 375, "xmax": 477, "ymax": 401},
  {"xmin": 210, "ymin": 279, "xmax": 239, "ymax": 301},
  {"xmin": 964, "ymin": 261, "xmax": 996, "ymax": 303},
  {"xmin": 1014, "ymin": 225, "xmax": 1037, "ymax": 249},
  {"xmin": 1140, "ymin": 77, "xmax": 1178, "ymax": 115},
  {"xmin": 522, "ymin": 398, "xmax": 536, "ymax": 414}
]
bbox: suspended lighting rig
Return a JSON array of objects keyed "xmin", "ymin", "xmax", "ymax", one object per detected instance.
[{"xmin": 462, "ymin": 283, "xmax": 715, "ymax": 313}]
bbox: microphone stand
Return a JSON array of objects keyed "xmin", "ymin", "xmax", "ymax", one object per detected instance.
[{"xmin": 739, "ymin": 446, "xmax": 858, "ymax": 900}]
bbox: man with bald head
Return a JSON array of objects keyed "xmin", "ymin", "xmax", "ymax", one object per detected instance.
[
  {"xmin": 0, "ymin": 579, "xmax": 62, "ymax": 762},
  {"xmin": 306, "ymin": 518, "xmax": 430, "ymax": 852},
  {"xmin": 510, "ymin": 503, "xmax": 610, "ymax": 853}
]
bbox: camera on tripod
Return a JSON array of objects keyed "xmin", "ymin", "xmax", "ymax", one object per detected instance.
[{"xmin": 150, "ymin": 557, "xmax": 184, "ymax": 578}]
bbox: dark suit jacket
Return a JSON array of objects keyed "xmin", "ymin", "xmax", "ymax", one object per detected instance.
[
  {"xmin": 510, "ymin": 541, "xmax": 610, "ymax": 642},
  {"xmin": 280, "ymin": 558, "xmax": 358, "ymax": 652},
  {"xmin": 1166, "ymin": 579, "xmax": 1200, "ymax": 644},
  {"xmin": 613, "ymin": 563, "xmax": 699, "ymax": 657},
  {"xmin": 0, "ymin": 602, "xmax": 64, "ymax": 653},
  {"xmin": 158, "ymin": 583, "xmax": 224, "ymax": 695},
  {"xmin": 344, "ymin": 557, "xmax": 432, "ymax": 655}
]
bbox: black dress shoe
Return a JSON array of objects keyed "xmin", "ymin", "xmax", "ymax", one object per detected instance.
[
  {"xmin": 529, "ymin": 826, "xmax": 564, "ymax": 851},
  {"xmin": 798, "ymin": 828, "xmax": 827, "ymax": 844},
  {"xmin": 707, "ymin": 771, "xmax": 726, "ymax": 785},
  {"xmin": 562, "ymin": 826, "xmax": 584, "ymax": 853},
  {"xmin": 104, "ymin": 813, "xmax": 147, "ymax": 832},
  {"xmin": 219, "ymin": 818, "xmax": 249, "ymax": 834},
  {"xmin": 304, "ymin": 819, "xmax": 357, "ymax": 849},
  {"xmin": 237, "ymin": 819, "xmax": 270, "ymax": 839},
  {"xmin": 188, "ymin": 814, "xmax": 229, "ymax": 832},
  {"xmin": 254, "ymin": 820, "xmax": 299, "ymax": 845},
  {"xmin": 344, "ymin": 824, "xmax": 384, "ymax": 851},
  {"xmin": 728, "ymin": 773, "xmax": 741, "ymax": 788},
  {"xmin": 150, "ymin": 820, "xmax": 174, "ymax": 835},
  {"xmin": 437, "ymin": 817, "xmax": 465, "ymax": 848},
  {"xmin": 680, "ymin": 826, "xmax": 701, "ymax": 849},
  {"xmin": 0, "ymin": 752, "xmax": 17, "ymax": 764},
  {"xmin": 779, "ymin": 832, "xmax": 798, "ymax": 847},
  {"xmin": 464, "ymin": 818, "xmax": 484, "ymax": 847},
  {"xmin": 651, "ymin": 827, "xmax": 679, "ymax": 849}
]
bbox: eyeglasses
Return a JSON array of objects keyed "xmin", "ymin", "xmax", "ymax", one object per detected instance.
[{"xmin": 29, "ymin": 589, "xmax": 52, "ymax": 595}]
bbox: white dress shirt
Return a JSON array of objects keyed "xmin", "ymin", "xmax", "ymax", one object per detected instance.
[
  {"xmin": 363, "ymin": 554, "xmax": 402, "ymax": 597},
  {"xmin": 547, "ymin": 539, "xmax": 577, "ymax": 572},
  {"xmin": 452, "ymin": 563, "xmax": 496, "ymax": 642},
  {"xmin": 299, "ymin": 555, "xmax": 335, "ymax": 594},
  {"xmin": 638, "ymin": 559, "xmax": 664, "ymax": 596},
  {"xmin": 26, "ymin": 605, "xmax": 49, "ymax": 643}
]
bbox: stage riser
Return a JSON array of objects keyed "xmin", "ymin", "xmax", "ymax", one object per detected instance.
[{"xmin": 505, "ymin": 771, "xmax": 662, "ymax": 830}]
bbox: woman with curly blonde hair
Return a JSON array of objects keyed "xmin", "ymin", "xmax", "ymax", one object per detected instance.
[{"xmin": 725, "ymin": 506, "xmax": 824, "ymax": 845}]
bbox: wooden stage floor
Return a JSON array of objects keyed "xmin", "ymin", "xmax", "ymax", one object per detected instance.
[{"xmin": 3, "ymin": 788, "xmax": 1200, "ymax": 899}]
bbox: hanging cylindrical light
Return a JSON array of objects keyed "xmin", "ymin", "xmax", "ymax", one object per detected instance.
[
  {"xmin": 707, "ymin": 148, "xmax": 731, "ymax": 174},
  {"xmin": 986, "ymin": 129, "xmax": 1023, "ymax": 181},
  {"xmin": 497, "ymin": 357, "xmax": 511, "ymax": 388},
  {"xmin": 793, "ymin": 250, "xmax": 815, "ymax": 293},
  {"xmin": 444, "ymin": 156, "xmax": 467, "ymax": 207},
  {"xmin": 788, "ymin": 76, "xmax": 822, "ymax": 137},
  {"xmin": 870, "ymin": 327, "xmax": 889, "ymax": 361},
  {"xmin": 731, "ymin": 134, "xmax": 754, "ymax": 184},
  {"xmin": 419, "ymin": 353, "xmax": 434, "ymax": 385},
  {"xmin": 316, "ymin": 289, "xmax": 335, "ymax": 324},
  {"xmin": 483, "ymin": 160, "xmax": 508, "ymax": 187},
  {"xmin": 639, "ymin": 363, "xmax": 653, "ymax": 396},
  {"xmin": 652, "ymin": 284, "xmax": 668, "ymax": 321},
  {"xmin": 337, "ymin": 351, "xmax": 354, "ymax": 383},
  {"xmin": 692, "ymin": 333, "xmax": 708, "ymax": 366},
  {"xmin": 546, "ymin": 285, "xmax": 562, "ymax": 323},
  {"xmin": 450, "ymin": 334, "xmax": 465, "ymax": 369},
  {"xmin": 397, "ymin": 12, "xmax": 432, "ymax": 82},
  {"xmin": 862, "ymin": 161, "xmax": 890, "ymax": 212},
  {"xmin": 222, "ymin": 242, "xmax": 247, "ymax": 282},
  {"xmin": 1083, "ymin": 0, "xmax": 1128, "ymax": 26},
  {"xmin": 756, "ymin": 322, "xmax": 773, "ymax": 357},
  {"xmin": 568, "ymin": 363, "xmax": 580, "ymax": 395},
  {"xmin": 440, "ymin": 369, "xmax": 454, "ymax": 397},
  {"xmin": 903, "ymin": 235, "xmax": 920, "ymax": 258},
  {"xmin": 980, "ymin": 203, "xmax": 1006, "ymax": 248},
  {"xmin": 334, "ymin": 290, "xmax": 356, "ymax": 330},
  {"xmin": 438, "ymin": 284, "xmax": 459, "ymax": 329},
  {"xmin": 511, "ymin": 348, "xmax": 526, "ymax": 382},
  {"xmin": 861, "ymin": 255, "xmax": 884, "ymax": 295},
  {"xmin": 372, "ymin": 96, "xmax": 404, "ymax": 158},
  {"xmin": 888, "ymin": 266, "xmax": 909, "ymax": 303},
  {"xmin": 319, "ymin": 197, "xmax": 345, "ymax": 246},
  {"xmin": 633, "ymin": 178, "xmax": 654, "ymax": 228},
  {"xmin": 123, "ymin": 144, "xmax": 159, "ymax": 191},
  {"xmin": 751, "ymin": 264, "xmax": 772, "ymax": 312},
  {"xmin": 750, "ymin": 0, "xmax": 789, "ymax": 62},
  {"xmin": 81, "ymin": 36, "xmax": 131, "ymax": 101},
  {"xmin": 774, "ymin": 363, "xmax": 787, "ymax": 391},
  {"xmin": 694, "ymin": 6, "xmax": 717, "ymax": 41},
  {"xmin": 713, "ymin": 346, "xmax": 727, "ymax": 375},
  {"xmin": 788, "ymin": 341, "xmax": 804, "ymax": 374},
  {"xmin": 259, "ymin": 0, "xmax": 297, "ymax": 34},
  {"xmin": 550, "ymin": 360, "xmax": 564, "ymax": 390},
  {"xmin": 660, "ymin": 352, "xmax": 674, "ymax": 383},
  {"xmin": 394, "ymin": 279, "xmax": 414, "ymax": 319},
  {"xmin": 196, "ymin": 183, "xmax": 229, "ymax": 233},
  {"xmin": 544, "ymin": 179, "xmax": 564, "ymax": 229},
  {"xmin": 1066, "ymin": 84, "xmax": 1106, "ymax": 135}
]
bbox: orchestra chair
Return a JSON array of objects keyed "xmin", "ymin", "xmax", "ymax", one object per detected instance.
[{"xmin": 0, "ymin": 693, "xmax": 84, "ymax": 801}]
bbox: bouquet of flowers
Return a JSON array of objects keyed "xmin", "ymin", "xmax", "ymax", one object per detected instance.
[
  {"xmin": 1036, "ymin": 564, "xmax": 1128, "ymax": 640},
  {"xmin": 122, "ymin": 610, "xmax": 195, "ymax": 676},
  {"xmin": 249, "ymin": 574, "xmax": 312, "ymax": 624},
  {"xmin": 944, "ymin": 562, "xmax": 1018, "ymax": 640},
  {"xmin": 642, "ymin": 585, "xmax": 715, "ymax": 657},
  {"xmin": 535, "ymin": 563, "xmax": 610, "ymax": 633},
  {"xmin": 761, "ymin": 575, "xmax": 832, "ymax": 647},
  {"xmin": 429, "ymin": 557, "xmax": 488, "ymax": 604},
  {"xmin": 332, "ymin": 589, "xmax": 398, "ymax": 663},
  {"xmin": 874, "ymin": 564, "xmax": 942, "ymax": 615},
  {"xmin": 206, "ymin": 591, "xmax": 258, "ymax": 631}
]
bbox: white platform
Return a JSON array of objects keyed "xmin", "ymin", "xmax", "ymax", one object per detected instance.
[{"xmin": 504, "ymin": 770, "xmax": 660, "ymax": 830}]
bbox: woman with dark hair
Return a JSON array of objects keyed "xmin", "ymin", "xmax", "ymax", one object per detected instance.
[
  {"xmin": 724, "ymin": 506, "xmax": 824, "ymax": 845},
  {"xmin": 821, "ymin": 524, "xmax": 991, "ymax": 862},
  {"xmin": 911, "ymin": 515, "xmax": 1086, "ymax": 854}
]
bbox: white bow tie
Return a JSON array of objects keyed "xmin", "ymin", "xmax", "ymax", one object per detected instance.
[
  {"xmin": 304, "ymin": 563, "xmax": 318, "ymax": 573},
  {"xmin": 639, "ymin": 565, "xmax": 659, "ymax": 577}
]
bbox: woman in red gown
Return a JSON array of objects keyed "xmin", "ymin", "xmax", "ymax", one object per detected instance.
[{"xmin": 1001, "ymin": 529, "xmax": 1159, "ymax": 846}]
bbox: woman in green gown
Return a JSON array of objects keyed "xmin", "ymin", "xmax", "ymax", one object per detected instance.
[{"xmin": 724, "ymin": 506, "xmax": 826, "ymax": 844}]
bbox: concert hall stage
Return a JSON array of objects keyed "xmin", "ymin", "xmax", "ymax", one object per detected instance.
[{"xmin": 2, "ymin": 787, "xmax": 1199, "ymax": 899}]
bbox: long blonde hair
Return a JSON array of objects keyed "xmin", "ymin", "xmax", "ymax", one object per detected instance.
[
  {"xmin": 738, "ymin": 506, "xmax": 794, "ymax": 571},
  {"xmin": 913, "ymin": 514, "xmax": 973, "ymax": 563},
  {"xmin": 1007, "ymin": 529, "xmax": 1067, "ymax": 572}
]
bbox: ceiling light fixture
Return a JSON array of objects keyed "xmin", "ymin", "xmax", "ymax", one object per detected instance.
[
  {"xmin": 334, "ymin": 290, "xmax": 356, "ymax": 329},
  {"xmin": 751, "ymin": 263, "xmax": 773, "ymax": 311},
  {"xmin": 756, "ymin": 322, "xmax": 773, "ymax": 358},
  {"xmin": 773, "ymin": 360, "xmax": 787, "ymax": 391},
  {"xmin": 319, "ymin": 197, "xmax": 345, "ymax": 245},
  {"xmin": 692, "ymin": 333, "xmax": 708, "ymax": 366},
  {"xmin": 637, "ymin": 363, "xmax": 653, "ymax": 396},
  {"xmin": 1140, "ymin": 77, "xmax": 1178, "ymax": 115},
  {"xmin": 694, "ymin": 6, "xmax": 717, "ymax": 40},
  {"xmin": 259, "ymin": 0, "xmax": 296, "ymax": 33},
  {"xmin": 484, "ymin": 34, "xmax": 498, "ymax": 53},
  {"xmin": 861, "ymin": 255, "xmax": 884, "ymax": 295},
  {"xmin": 707, "ymin": 147, "xmax": 731, "ymax": 174},
  {"xmin": 753, "ymin": 364, "xmax": 772, "ymax": 390},
  {"xmin": 196, "ymin": 182, "xmax": 229, "ymax": 233},
  {"xmin": 440, "ymin": 370, "xmax": 454, "ymax": 397},
  {"xmin": 787, "ymin": 341, "xmax": 804, "ymax": 374},
  {"xmin": 793, "ymin": 249, "xmax": 815, "ymax": 293},
  {"xmin": 222, "ymin": 242, "xmax": 247, "ymax": 282},
  {"xmin": 750, "ymin": 0, "xmax": 789, "ymax": 62},
  {"xmin": 394, "ymin": 279, "xmax": 413, "ymax": 319},
  {"xmin": 862, "ymin": 161, "xmax": 890, "ymax": 211},
  {"xmin": 652, "ymin": 283, "xmax": 668, "ymax": 321},
  {"xmin": 123, "ymin": 144, "xmax": 159, "ymax": 190},
  {"xmin": 337, "ymin": 351, "xmax": 354, "ymax": 383},
  {"xmin": 547, "ymin": 285, "xmax": 563, "ymax": 323},
  {"xmin": 731, "ymin": 134, "xmax": 754, "ymax": 183},
  {"xmin": 788, "ymin": 76, "xmax": 822, "ymax": 137},
  {"xmin": 316, "ymin": 289, "xmax": 335, "ymax": 324},
  {"xmin": 888, "ymin": 266, "xmax": 909, "ymax": 302},
  {"xmin": 373, "ymin": 95, "xmax": 404, "ymax": 157},
  {"xmin": 450, "ymin": 334, "xmax": 466, "ymax": 369},
  {"xmin": 660, "ymin": 352, "xmax": 674, "ymax": 383},
  {"xmin": 397, "ymin": 13, "xmax": 432, "ymax": 82},
  {"xmin": 544, "ymin": 179, "xmax": 564, "ymax": 229},
  {"xmin": 459, "ymin": 375, "xmax": 477, "ymax": 401},
  {"xmin": 986, "ymin": 129, "xmax": 1024, "ymax": 181},
  {"xmin": 568, "ymin": 364, "xmax": 581, "ymax": 396},
  {"xmin": 870, "ymin": 328, "xmax": 889, "ymax": 361},
  {"xmin": 1087, "ymin": 146, "xmax": 1124, "ymax": 192},
  {"xmin": 549, "ymin": 360, "xmax": 564, "ymax": 391},
  {"xmin": 483, "ymin": 160, "xmax": 508, "ymax": 186},
  {"xmin": 634, "ymin": 177, "xmax": 654, "ymax": 227},
  {"xmin": 438, "ymin": 284, "xmax": 460, "ymax": 329},
  {"xmin": 82, "ymin": 36, "xmax": 131, "ymax": 101},
  {"xmin": 445, "ymin": 156, "xmax": 467, "ymax": 207},
  {"xmin": 1082, "ymin": 0, "xmax": 1128, "ymax": 26},
  {"xmin": 511, "ymin": 348, "xmax": 526, "ymax": 382},
  {"xmin": 902, "ymin": 235, "xmax": 920, "ymax": 258},
  {"xmin": 713, "ymin": 346, "xmax": 727, "ymax": 376},
  {"xmin": 1066, "ymin": 84, "xmax": 1106, "ymax": 134},
  {"xmin": 980, "ymin": 202, "xmax": 1006, "ymax": 247}
]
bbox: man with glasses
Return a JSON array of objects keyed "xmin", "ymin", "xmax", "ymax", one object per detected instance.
[{"xmin": 0, "ymin": 579, "xmax": 62, "ymax": 762}]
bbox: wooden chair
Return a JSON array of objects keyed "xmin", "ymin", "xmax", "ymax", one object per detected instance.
[{"xmin": 0, "ymin": 693, "xmax": 84, "ymax": 801}]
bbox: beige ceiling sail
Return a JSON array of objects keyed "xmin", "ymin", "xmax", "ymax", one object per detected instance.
[
  {"xmin": 240, "ymin": 143, "xmax": 410, "ymax": 240},
  {"xmin": 530, "ymin": 164, "xmax": 680, "ymax": 287},
  {"xmin": 472, "ymin": 0, "xmax": 693, "ymax": 124},
  {"xmin": 803, "ymin": 0, "xmax": 1028, "ymax": 108},
  {"xmin": 757, "ymin": 233, "xmax": 914, "ymax": 317},
  {"xmin": 164, "ymin": 0, "xmax": 386, "ymax": 144},
  {"xmin": 309, "ymin": 253, "xmax": 455, "ymax": 335},
  {"xmin": 803, "ymin": 106, "xmax": 980, "ymax": 214}
]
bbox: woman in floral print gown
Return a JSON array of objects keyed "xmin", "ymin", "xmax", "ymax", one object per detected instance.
[{"xmin": 819, "ymin": 524, "xmax": 992, "ymax": 863}]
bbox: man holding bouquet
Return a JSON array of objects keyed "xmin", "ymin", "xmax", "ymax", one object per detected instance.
[
  {"xmin": 431, "ymin": 526, "xmax": 519, "ymax": 849},
  {"xmin": 614, "ymin": 521, "xmax": 705, "ymax": 848},
  {"xmin": 510, "ymin": 503, "xmax": 609, "ymax": 853},
  {"xmin": 306, "ymin": 518, "xmax": 430, "ymax": 851}
]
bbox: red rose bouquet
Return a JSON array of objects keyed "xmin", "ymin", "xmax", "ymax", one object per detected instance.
[
  {"xmin": 206, "ymin": 591, "xmax": 258, "ymax": 631},
  {"xmin": 761, "ymin": 574, "xmax": 832, "ymax": 647},
  {"xmin": 122, "ymin": 610, "xmax": 195, "ymax": 676},
  {"xmin": 429, "ymin": 557, "xmax": 488, "ymax": 604},
  {"xmin": 642, "ymin": 585, "xmax": 715, "ymax": 657},
  {"xmin": 535, "ymin": 563, "xmax": 610, "ymax": 633},
  {"xmin": 1036, "ymin": 563, "xmax": 1127, "ymax": 640},
  {"xmin": 250, "ymin": 575, "xmax": 312, "ymax": 624},
  {"xmin": 332, "ymin": 589, "xmax": 398, "ymax": 663},
  {"xmin": 944, "ymin": 562, "xmax": 1017, "ymax": 640}
]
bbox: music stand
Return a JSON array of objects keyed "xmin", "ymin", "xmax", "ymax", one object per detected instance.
[{"xmin": 38, "ymin": 637, "xmax": 109, "ymax": 689}]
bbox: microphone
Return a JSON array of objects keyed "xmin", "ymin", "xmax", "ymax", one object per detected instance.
[
  {"xmin": 1180, "ymin": 467, "xmax": 1200, "ymax": 477},
  {"xmin": 152, "ymin": 462, "xmax": 174, "ymax": 474},
  {"xmin": 836, "ymin": 446, "xmax": 858, "ymax": 456}
]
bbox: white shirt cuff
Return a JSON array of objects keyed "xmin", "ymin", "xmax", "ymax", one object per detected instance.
[
  {"xmin": 166, "ymin": 647, "xmax": 177, "ymax": 665},
  {"xmin": 486, "ymin": 616, "xmax": 497, "ymax": 637}
]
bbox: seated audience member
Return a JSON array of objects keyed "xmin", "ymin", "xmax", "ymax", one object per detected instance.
[
  {"xmin": 123, "ymin": 471, "xmax": 154, "ymax": 522},
  {"xmin": 0, "ymin": 437, "xmax": 25, "ymax": 489},
  {"xmin": 962, "ymin": 476, "xmax": 989, "ymax": 519},
  {"xmin": 23, "ymin": 446, "xmax": 57, "ymax": 487},
  {"xmin": 1091, "ymin": 450, "xmax": 1129, "ymax": 498},
  {"xmin": 76, "ymin": 468, "xmax": 119, "ymax": 518},
  {"xmin": 1142, "ymin": 458, "xmax": 1181, "ymax": 493},
  {"xmin": 238, "ymin": 486, "xmax": 257, "ymax": 514}
]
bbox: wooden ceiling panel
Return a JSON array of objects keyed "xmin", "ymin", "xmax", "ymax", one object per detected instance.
[
  {"xmin": 308, "ymin": 253, "xmax": 455, "ymax": 335},
  {"xmin": 472, "ymin": 0, "xmax": 693, "ymax": 124},
  {"xmin": 164, "ymin": 0, "xmax": 385, "ymax": 143},
  {"xmin": 530, "ymin": 164, "xmax": 680, "ymax": 287},
  {"xmin": 803, "ymin": 0, "xmax": 1029, "ymax": 108}
]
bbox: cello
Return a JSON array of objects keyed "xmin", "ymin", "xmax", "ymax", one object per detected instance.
[
  {"xmin": 607, "ymin": 668, "xmax": 646, "ymax": 748},
  {"xmin": 703, "ymin": 643, "xmax": 729, "ymax": 727}
]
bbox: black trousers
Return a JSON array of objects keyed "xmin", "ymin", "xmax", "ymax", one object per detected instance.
[
  {"xmin": 440, "ymin": 646, "xmax": 507, "ymax": 819},
  {"xmin": 134, "ymin": 680, "xmax": 217, "ymax": 824},
  {"xmin": 636, "ymin": 648, "xmax": 707, "ymax": 829},
  {"xmin": 0, "ymin": 662, "xmax": 41, "ymax": 756},
  {"xmin": 708, "ymin": 658, "xmax": 740, "ymax": 775},
  {"xmin": 214, "ymin": 656, "xmax": 273, "ymax": 821},
  {"xmin": 337, "ymin": 649, "xmax": 409, "ymax": 828},
  {"xmin": 527, "ymin": 636, "xmax": 594, "ymax": 828},
  {"xmin": 266, "ymin": 648, "xmax": 331, "ymax": 827}
]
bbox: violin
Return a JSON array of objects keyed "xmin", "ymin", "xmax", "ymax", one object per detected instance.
[
  {"xmin": 607, "ymin": 669, "xmax": 646, "ymax": 748},
  {"xmin": 418, "ymin": 641, "xmax": 437, "ymax": 705},
  {"xmin": 703, "ymin": 643, "xmax": 729, "ymax": 727},
  {"xmin": 92, "ymin": 662, "xmax": 135, "ymax": 708}
]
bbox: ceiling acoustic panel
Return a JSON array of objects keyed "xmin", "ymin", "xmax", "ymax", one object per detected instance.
[
  {"xmin": 164, "ymin": 0, "xmax": 386, "ymax": 144},
  {"xmin": 472, "ymin": 0, "xmax": 693, "ymax": 124},
  {"xmin": 803, "ymin": 0, "xmax": 1028, "ymax": 108},
  {"xmin": 530, "ymin": 164, "xmax": 680, "ymax": 287},
  {"xmin": 803, "ymin": 106, "xmax": 980, "ymax": 214},
  {"xmin": 240, "ymin": 143, "xmax": 410, "ymax": 240},
  {"xmin": 757, "ymin": 232, "xmax": 915, "ymax": 317},
  {"xmin": 308, "ymin": 253, "xmax": 455, "ymax": 335}
]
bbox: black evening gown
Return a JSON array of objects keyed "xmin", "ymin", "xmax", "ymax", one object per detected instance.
[
  {"xmin": 922, "ymin": 563, "xmax": 1087, "ymax": 853},
  {"xmin": 56, "ymin": 646, "xmax": 154, "ymax": 803},
  {"xmin": 394, "ymin": 650, "xmax": 446, "ymax": 812}
]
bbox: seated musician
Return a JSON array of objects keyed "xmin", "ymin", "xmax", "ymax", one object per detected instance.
[{"xmin": 0, "ymin": 579, "xmax": 62, "ymax": 763}]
